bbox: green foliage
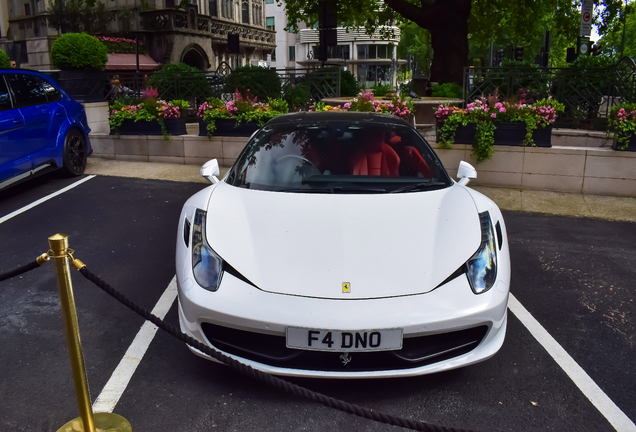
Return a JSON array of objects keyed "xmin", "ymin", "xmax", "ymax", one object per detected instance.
[
  {"xmin": 339, "ymin": 70, "xmax": 360, "ymax": 97},
  {"xmin": 283, "ymin": 83, "xmax": 311, "ymax": 110},
  {"xmin": 148, "ymin": 63, "xmax": 211, "ymax": 100},
  {"xmin": 51, "ymin": 33, "xmax": 108, "ymax": 70},
  {"xmin": 198, "ymin": 97, "xmax": 288, "ymax": 138},
  {"xmin": 598, "ymin": 3, "xmax": 636, "ymax": 58},
  {"xmin": 371, "ymin": 84, "xmax": 392, "ymax": 97},
  {"xmin": 608, "ymin": 102, "xmax": 636, "ymax": 150},
  {"xmin": 473, "ymin": 122, "xmax": 496, "ymax": 163},
  {"xmin": 0, "ymin": 50, "xmax": 10, "ymax": 68},
  {"xmin": 431, "ymin": 83, "xmax": 463, "ymax": 99},
  {"xmin": 224, "ymin": 65, "xmax": 282, "ymax": 101},
  {"xmin": 397, "ymin": 22, "xmax": 432, "ymax": 76}
]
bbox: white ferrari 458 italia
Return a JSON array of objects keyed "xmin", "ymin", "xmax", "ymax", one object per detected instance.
[{"xmin": 176, "ymin": 112, "xmax": 510, "ymax": 378}]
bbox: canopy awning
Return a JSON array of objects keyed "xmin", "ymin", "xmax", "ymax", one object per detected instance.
[{"xmin": 105, "ymin": 53, "xmax": 161, "ymax": 71}]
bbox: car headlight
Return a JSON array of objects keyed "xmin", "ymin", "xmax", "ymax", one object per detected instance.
[
  {"xmin": 192, "ymin": 209, "xmax": 223, "ymax": 291},
  {"xmin": 466, "ymin": 211, "xmax": 497, "ymax": 294}
]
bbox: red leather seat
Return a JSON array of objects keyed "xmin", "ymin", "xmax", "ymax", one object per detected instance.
[
  {"xmin": 351, "ymin": 140, "xmax": 401, "ymax": 176},
  {"xmin": 386, "ymin": 135, "xmax": 432, "ymax": 178}
]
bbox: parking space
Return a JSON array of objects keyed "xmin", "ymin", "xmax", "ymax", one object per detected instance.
[{"xmin": 0, "ymin": 174, "xmax": 634, "ymax": 431}]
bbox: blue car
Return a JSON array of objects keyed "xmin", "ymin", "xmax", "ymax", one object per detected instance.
[{"xmin": 0, "ymin": 69, "xmax": 92, "ymax": 191}]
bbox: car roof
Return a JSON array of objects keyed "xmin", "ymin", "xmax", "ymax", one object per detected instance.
[{"xmin": 266, "ymin": 111, "xmax": 414, "ymax": 128}]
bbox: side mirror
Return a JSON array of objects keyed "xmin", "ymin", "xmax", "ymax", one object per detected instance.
[
  {"xmin": 201, "ymin": 159, "xmax": 220, "ymax": 184},
  {"xmin": 457, "ymin": 161, "xmax": 477, "ymax": 186}
]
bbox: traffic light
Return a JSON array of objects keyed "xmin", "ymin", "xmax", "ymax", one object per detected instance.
[
  {"xmin": 514, "ymin": 46, "xmax": 524, "ymax": 62},
  {"xmin": 592, "ymin": 44, "xmax": 600, "ymax": 56},
  {"xmin": 566, "ymin": 47, "xmax": 577, "ymax": 63}
]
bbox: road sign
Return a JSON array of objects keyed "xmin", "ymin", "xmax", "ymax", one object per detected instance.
[{"xmin": 580, "ymin": 0, "xmax": 593, "ymax": 36}]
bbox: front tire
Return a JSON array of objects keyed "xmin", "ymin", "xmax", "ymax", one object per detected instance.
[{"xmin": 62, "ymin": 129, "xmax": 87, "ymax": 177}]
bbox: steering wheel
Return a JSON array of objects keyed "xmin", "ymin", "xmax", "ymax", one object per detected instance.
[{"xmin": 277, "ymin": 155, "xmax": 321, "ymax": 177}]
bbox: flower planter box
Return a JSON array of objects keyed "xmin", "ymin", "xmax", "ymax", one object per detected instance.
[
  {"xmin": 493, "ymin": 122, "xmax": 526, "ymax": 146},
  {"xmin": 199, "ymin": 119, "xmax": 260, "ymax": 137},
  {"xmin": 531, "ymin": 125, "xmax": 552, "ymax": 148},
  {"xmin": 111, "ymin": 118, "xmax": 187, "ymax": 136},
  {"xmin": 611, "ymin": 134, "xmax": 636, "ymax": 152},
  {"xmin": 437, "ymin": 122, "xmax": 552, "ymax": 147}
]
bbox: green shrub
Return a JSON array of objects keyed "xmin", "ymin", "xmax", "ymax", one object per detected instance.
[
  {"xmin": 148, "ymin": 63, "xmax": 211, "ymax": 100},
  {"xmin": 224, "ymin": 65, "xmax": 281, "ymax": 101},
  {"xmin": 431, "ymin": 82, "xmax": 463, "ymax": 99},
  {"xmin": 371, "ymin": 84, "xmax": 392, "ymax": 97},
  {"xmin": 0, "ymin": 50, "xmax": 10, "ymax": 68},
  {"xmin": 51, "ymin": 33, "xmax": 108, "ymax": 70},
  {"xmin": 339, "ymin": 70, "xmax": 359, "ymax": 97},
  {"xmin": 283, "ymin": 82, "xmax": 310, "ymax": 110}
]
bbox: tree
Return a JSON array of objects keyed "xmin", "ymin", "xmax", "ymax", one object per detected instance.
[
  {"xmin": 282, "ymin": 0, "xmax": 625, "ymax": 84},
  {"xmin": 397, "ymin": 22, "xmax": 433, "ymax": 76},
  {"xmin": 597, "ymin": 3, "xmax": 636, "ymax": 58}
]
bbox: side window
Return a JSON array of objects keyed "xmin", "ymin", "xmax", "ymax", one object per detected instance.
[
  {"xmin": 0, "ymin": 77, "xmax": 13, "ymax": 111},
  {"xmin": 6, "ymin": 74, "xmax": 49, "ymax": 108},
  {"xmin": 42, "ymin": 79, "xmax": 61, "ymax": 102}
]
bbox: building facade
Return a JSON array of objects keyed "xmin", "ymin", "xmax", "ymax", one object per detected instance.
[
  {"xmin": 264, "ymin": 0, "xmax": 402, "ymax": 87},
  {"xmin": 1, "ymin": 0, "xmax": 276, "ymax": 71}
]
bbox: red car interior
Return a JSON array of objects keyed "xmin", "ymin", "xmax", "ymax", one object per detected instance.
[{"xmin": 351, "ymin": 136, "xmax": 401, "ymax": 176}]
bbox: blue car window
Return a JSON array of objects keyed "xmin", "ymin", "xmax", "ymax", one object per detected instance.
[
  {"xmin": 0, "ymin": 77, "xmax": 12, "ymax": 111},
  {"xmin": 41, "ymin": 79, "xmax": 61, "ymax": 102},
  {"xmin": 6, "ymin": 74, "xmax": 48, "ymax": 108}
]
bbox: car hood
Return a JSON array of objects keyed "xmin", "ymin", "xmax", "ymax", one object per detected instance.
[{"xmin": 206, "ymin": 183, "xmax": 481, "ymax": 299}]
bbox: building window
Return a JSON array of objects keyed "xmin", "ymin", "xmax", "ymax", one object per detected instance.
[
  {"xmin": 265, "ymin": 0, "xmax": 274, "ymax": 3},
  {"xmin": 166, "ymin": 0, "xmax": 175, "ymax": 7},
  {"xmin": 241, "ymin": 2, "xmax": 249, "ymax": 23},
  {"xmin": 312, "ymin": 45, "xmax": 349, "ymax": 60},
  {"xmin": 252, "ymin": 3, "xmax": 263, "ymax": 26},
  {"xmin": 266, "ymin": 16, "xmax": 275, "ymax": 31},
  {"xmin": 24, "ymin": 3, "xmax": 31, "ymax": 16},
  {"xmin": 209, "ymin": 0, "xmax": 218, "ymax": 16},
  {"xmin": 289, "ymin": 46, "xmax": 295, "ymax": 61},
  {"xmin": 357, "ymin": 44, "xmax": 393, "ymax": 60},
  {"xmin": 271, "ymin": 49, "xmax": 276, "ymax": 61},
  {"xmin": 222, "ymin": 0, "xmax": 232, "ymax": 18}
]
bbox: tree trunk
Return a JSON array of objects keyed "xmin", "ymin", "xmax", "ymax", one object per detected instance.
[
  {"xmin": 405, "ymin": 0, "xmax": 471, "ymax": 85},
  {"xmin": 428, "ymin": 18, "xmax": 469, "ymax": 84}
]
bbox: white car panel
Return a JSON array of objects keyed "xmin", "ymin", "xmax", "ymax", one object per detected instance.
[{"xmin": 205, "ymin": 182, "xmax": 482, "ymax": 299}]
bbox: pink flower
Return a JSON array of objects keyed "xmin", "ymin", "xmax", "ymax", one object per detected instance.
[
  {"xmin": 491, "ymin": 113, "xmax": 497, "ymax": 118},
  {"xmin": 343, "ymin": 103, "xmax": 351, "ymax": 110}
]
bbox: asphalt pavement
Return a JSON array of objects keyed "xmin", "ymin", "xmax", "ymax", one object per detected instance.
[{"xmin": 0, "ymin": 165, "xmax": 634, "ymax": 432}]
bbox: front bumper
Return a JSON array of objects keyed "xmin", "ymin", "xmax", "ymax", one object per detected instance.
[{"xmin": 177, "ymin": 272, "xmax": 509, "ymax": 378}]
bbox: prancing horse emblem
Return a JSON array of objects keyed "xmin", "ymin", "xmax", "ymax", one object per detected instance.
[{"xmin": 340, "ymin": 352, "xmax": 352, "ymax": 366}]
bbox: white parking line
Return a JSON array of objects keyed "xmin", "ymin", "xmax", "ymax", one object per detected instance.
[
  {"xmin": 509, "ymin": 293, "xmax": 636, "ymax": 431},
  {"xmin": 93, "ymin": 277, "xmax": 177, "ymax": 413},
  {"xmin": 0, "ymin": 175, "xmax": 97, "ymax": 224}
]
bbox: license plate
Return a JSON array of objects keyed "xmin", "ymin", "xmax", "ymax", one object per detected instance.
[{"xmin": 286, "ymin": 327, "xmax": 403, "ymax": 352}]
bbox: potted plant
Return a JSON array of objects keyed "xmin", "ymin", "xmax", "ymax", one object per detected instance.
[
  {"xmin": 197, "ymin": 90, "xmax": 289, "ymax": 137},
  {"xmin": 109, "ymin": 88, "xmax": 190, "ymax": 139},
  {"xmin": 608, "ymin": 103, "xmax": 636, "ymax": 151},
  {"xmin": 435, "ymin": 95, "xmax": 563, "ymax": 163},
  {"xmin": 309, "ymin": 92, "xmax": 415, "ymax": 122},
  {"xmin": 50, "ymin": 33, "xmax": 109, "ymax": 102}
]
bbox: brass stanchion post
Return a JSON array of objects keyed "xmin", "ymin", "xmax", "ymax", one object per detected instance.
[{"xmin": 49, "ymin": 234, "xmax": 131, "ymax": 432}]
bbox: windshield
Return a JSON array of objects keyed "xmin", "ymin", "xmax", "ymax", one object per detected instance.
[{"xmin": 227, "ymin": 121, "xmax": 452, "ymax": 193}]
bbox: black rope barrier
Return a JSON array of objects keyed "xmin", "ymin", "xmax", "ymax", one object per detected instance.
[
  {"xmin": 0, "ymin": 260, "xmax": 43, "ymax": 282},
  {"xmin": 78, "ymin": 265, "xmax": 476, "ymax": 432}
]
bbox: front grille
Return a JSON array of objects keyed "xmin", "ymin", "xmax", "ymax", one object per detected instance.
[{"xmin": 200, "ymin": 323, "xmax": 488, "ymax": 372}]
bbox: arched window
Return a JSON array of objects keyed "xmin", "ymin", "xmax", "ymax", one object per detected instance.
[{"xmin": 241, "ymin": 1, "xmax": 249, "ymax": 24}]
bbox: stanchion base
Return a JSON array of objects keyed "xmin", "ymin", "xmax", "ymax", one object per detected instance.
[{"xmin": 57, "ymin": 413, "xmax": 132, "ymax": 432}]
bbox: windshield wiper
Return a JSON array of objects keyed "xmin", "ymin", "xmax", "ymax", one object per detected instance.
[{"xmin": 389, "ymin": 182, "xmax": 446, "ymax": 193}]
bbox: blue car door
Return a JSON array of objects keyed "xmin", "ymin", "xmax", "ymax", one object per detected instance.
[
  {"xmin": 0, "ymin": 74, "xmax": 28, "ymax": 184},
  {"xmin": 5, "ymin": 73, "xmax": 53, "ymax": 169}
]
